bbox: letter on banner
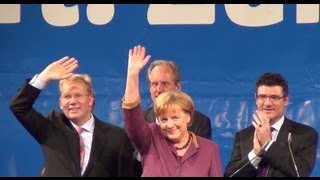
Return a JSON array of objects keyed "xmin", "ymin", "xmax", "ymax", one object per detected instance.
[
  {"xmin": 42, "ymin": 4, "xmax": 79, "ymax": 27},
  {"xmin": 87, "ymin": 4, "xmax": 114, "ymax": 25},
  {"xmin": 225, "ymin": 4, "xmax": 283, "ymax": 27},
  {"xmin": 148, "ymin": 4, "xmax": 215, "ymax": 25},
  {"xmin": 0, "ymin": 4, "xmax": 20, "ymax": 23},
  {"xmin": 296, "ymin": 4, "xmax": 319, "ymax": 23}
]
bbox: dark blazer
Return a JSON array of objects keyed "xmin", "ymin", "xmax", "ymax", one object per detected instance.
[
  {"xmin": 9, "ymin": 80, "xmax": 138, "ymax": 177},
  {"xmin": 224, "ymin": 117, "xmax": 318, "ymax": 177},
  {"xmin": 143, "ymin": 107, "xmax": 212, "ymax": 140}
]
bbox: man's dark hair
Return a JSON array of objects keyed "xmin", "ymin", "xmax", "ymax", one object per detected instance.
[{"xmin": 255, "ymin": 72, "xmax": 289, "ymax": 97}]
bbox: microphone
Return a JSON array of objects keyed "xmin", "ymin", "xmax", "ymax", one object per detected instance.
[
  {"xmin": 229, "ymin": 141, "xmax": 270, "ymax": 177},
  {"xmin": 288, "ymin": 132, "xmax": 300, "ymax": 177}
]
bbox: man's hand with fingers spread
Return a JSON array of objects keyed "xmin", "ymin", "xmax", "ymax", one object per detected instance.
[
  {"xmin": 38, "ymin": 56, "xmax": 78, "ymax": 84},
  {"xmin": 252, "ymin": 111, "xmax": 272, "ymax": 148}
]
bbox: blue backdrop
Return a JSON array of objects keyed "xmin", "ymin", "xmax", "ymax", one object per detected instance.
[{"xmin": 1, "ymin": 4, "xmax": 319, "ymax": 176}]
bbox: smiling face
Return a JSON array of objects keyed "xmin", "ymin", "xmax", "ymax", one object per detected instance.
[
  {"xmin": 59, "ymin": 78, "xmax": 94, "ymax": 125},
  {"xmin": 154, "ymin": 91, "xmax": 194, "ymax": 146},
  {"xmin": 255, "ymin": 85, "xmax": 289, "ymax": 125},
  {"xmin": 254, "ymin": 72, "xmax": 289, "ymax": 125},
  {"xmin": 158, "ymin": 105, "xmax": 191, "ymax": 144}
]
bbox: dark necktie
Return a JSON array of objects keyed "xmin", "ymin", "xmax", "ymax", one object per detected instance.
[
  {"xmin": 257, "ymin": 127, "xmax": 275, "ymax": 177},
  {"xmin": 76, "ymin": 126, "xmax": 85, "ymax": 171},
  {"xmin": 257, "ymin": 160, "xmax": 269, "ymax": 177}
]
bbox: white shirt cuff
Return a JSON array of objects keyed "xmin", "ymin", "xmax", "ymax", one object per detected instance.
[
  {"xmin": 248, "ymin": 150, "xmax": 262, "ymax": 169},
  {"xmin": 29, "ymin": 74, "xmax": 46, "ymax": 90}
]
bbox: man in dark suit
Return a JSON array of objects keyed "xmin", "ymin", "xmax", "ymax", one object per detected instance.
[
  {"xmin": 133, "ymin": 60, "xmax": 212, "ymax": 174},
  {"xmin": 9, "ymin": 56, "xmax": 138, "ymax": 177},
  {"xmin": 224, "ymin": 72, "xmax": 318, "ymax": 177},
  {"xmin": 144, "ymin": 60, "xmax": 212, "ymax": 139}
]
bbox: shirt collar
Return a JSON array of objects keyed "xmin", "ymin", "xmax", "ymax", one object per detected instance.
[
  {"xmin": 70, "ymin": 113, "xmax": 95, "ymax": 133},
  {"xmin": 271, "ymin": 115, "xmax": 284, "ymax": 132}
]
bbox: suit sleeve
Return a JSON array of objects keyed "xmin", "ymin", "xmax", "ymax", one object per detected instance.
[
  {"xmin": 117, "ymin": 130, "xmax": 141, "ymax": 177},
  {"xmin": 9, "ymin": 80, "xmax": 52, "ymax": 144},
  {"xmin": 224, "ymin": 132, "xmax": 256, "ymax": 177},
  {"xmin": 264, "ymin": 126, "xmax": 319, "ymax": 177},
  {"xmin": 123, "ymin": 104, "xmax": 152, "ymax": 155},
  {"xmin": 294, "ymin": 128, "xmax": 318, "ymax": 177}
]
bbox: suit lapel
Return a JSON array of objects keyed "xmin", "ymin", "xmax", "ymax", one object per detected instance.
[
  {"xmin": 83, "ymin": 118, "xmax": 106, "ymax": 176},
  {"xmin": 267, "ymin": 117, "xmax": 293, "ymax": 177},
  {"xmin": 52, "ymin": 111, "xmax": 80, "ymax": 176}
]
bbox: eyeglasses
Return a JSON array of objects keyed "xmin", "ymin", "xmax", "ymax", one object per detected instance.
[
  {"xmin": 150, "ymin": 81, "xmax": 174, "ymax": 90},
  {"xmin": 61, "ymin": 93, "xmax": 89, "ymax": 101},
  {"xmin": 256, "ymin": 94, "xmax": 285, "ymax": 102}
]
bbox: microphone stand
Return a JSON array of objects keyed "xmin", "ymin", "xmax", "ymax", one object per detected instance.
[
  {"xmin": 229, "ymin": 156, "xmax": 259, "ymax": 177},
  {"xmin": 229, "ymin": 141, "xmax": 270, "ymax": 177},
  {"xmin": 288, "ymin": 132, "xmax": 300, "ymax": 177}
]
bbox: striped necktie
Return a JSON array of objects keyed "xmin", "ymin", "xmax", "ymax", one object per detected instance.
[{"xmin": 76, "ymin": 126, "xmax": 85, "ymax": 171}]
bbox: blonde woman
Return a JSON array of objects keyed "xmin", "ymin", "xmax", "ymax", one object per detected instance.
[{"xmin": 122, "ymin": 45, "xmax": 222, "ymax": 177}]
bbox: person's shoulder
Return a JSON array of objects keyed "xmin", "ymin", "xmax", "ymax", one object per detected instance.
[
  {"xmin": 236, "ymin": 125, "xmax": 254, "ymax": 136},
  {"xmin": 48, "ymin": 110, "xmax": 65, "ymax": 119},
  {"xmin": 196, "ymin": 135, "xmax": 219, "ymax": 148},
  {"xmin": 193, "ymin": 110, "xmax": 210, "ymax": 120},
  {"xmin": 196, "ymin": 135, "xmax": 215, "ymax": 144},
  {"xmin": 94, "ymin": 117, "xmax": 125, "ymax": 133},
  {"xmin": 142, "ymin": 106, "xmax": 153, "ymax": 115},
  {"xmin": 196, "ymin": 135, "xmax": 210, "ymax": 141},
  {"xmin": 288, "ymin": 118, "xmax": 318, "ymax": 135},
  {"xmin": 143, "ymin": 106, "xmax": 153, "ymax": 112}
]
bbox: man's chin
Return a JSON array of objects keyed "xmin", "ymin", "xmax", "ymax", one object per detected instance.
[
  {"xmin": 265, "ymin": 113, "xmax": 275, "ymax": 119},
  {"xmin": 66, "ymin": 115, "xmax": 80, "ymax": 122}
]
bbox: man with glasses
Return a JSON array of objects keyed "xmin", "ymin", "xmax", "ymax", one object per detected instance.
[
  {"xmin": 144, "ymin": 60, "xmax": 212, "ymax": 139},
  {"xmin": 9, "ymin": 57, "xmax": 138, "ymax": 177},
  {"xmin": 133, "ymin": 60, "xmax": 213, "ymax": 175},
  {"xmin": 224, "ymin": 72, "xmax": 318, "ymax": 177}
]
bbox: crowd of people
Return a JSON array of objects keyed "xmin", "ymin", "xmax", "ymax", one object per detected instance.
[{"xmin": 9, "ymin": 45, "xmax": 318, "ymax": 177}]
